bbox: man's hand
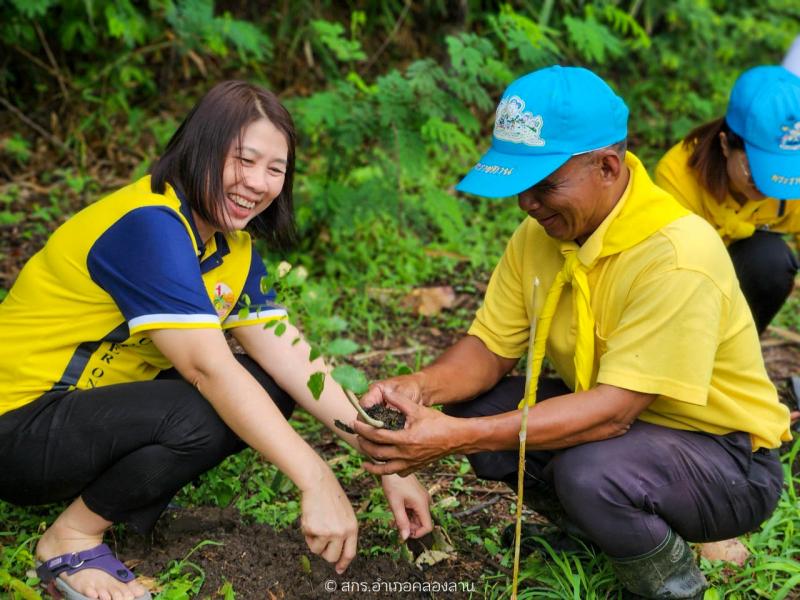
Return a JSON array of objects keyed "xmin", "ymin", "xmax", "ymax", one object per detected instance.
[
  {"xmin": 360, "ymin": 373, "xmax": 428, "ymax": 409},
  {"xmin": 380, "ymin": 474, "xmax": 433, "ymax": 540},
  {"xmin": 352, "ymin": 395, "xmax": 465, "ymax": 476}
]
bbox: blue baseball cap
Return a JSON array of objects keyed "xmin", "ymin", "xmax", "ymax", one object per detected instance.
[
  {"xmin": 455, "ymin": 66, "xmax": 629, "ymax": 198},
  {"xmin": 726, "ymin": 66, "xmax": 800, "ymax": 200}
]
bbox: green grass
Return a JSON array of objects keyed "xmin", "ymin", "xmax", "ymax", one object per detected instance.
[
  {"xmin": 478, "ymin": 437, "xmax": 800, "ymax": 600},
  {"xmin": 773, "ymin": 292, "xmax": 800, "ymax": 333}
]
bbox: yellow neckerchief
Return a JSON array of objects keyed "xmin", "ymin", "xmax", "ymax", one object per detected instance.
[
  {"xmin": 705, "ymin": 192, "xmax": 765, "ymax": 241},
  {"xmin": 520, "ymin": 153, "xmax": 691, "ymax": 408}
]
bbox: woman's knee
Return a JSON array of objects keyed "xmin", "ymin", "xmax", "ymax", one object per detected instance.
[
  {"xmin": 730, "ymin": 232, "xmax": 798, "ymax": 295},
  {"xmin": 158, "ymin": 382, "xmax": 242, "ymax": 457}
]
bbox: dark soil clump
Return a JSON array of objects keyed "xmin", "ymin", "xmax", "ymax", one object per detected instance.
[
  {"xmin": 334, "ymin": 405, "xmax": 406, "ymax": 434},
  {"xmin": 366, "ymin": 404, "xmax": 406, "ymax": 430}
]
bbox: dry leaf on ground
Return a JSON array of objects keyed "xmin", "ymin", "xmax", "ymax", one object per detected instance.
[
  {"xmin": 699, "ymin": 539, "xmax": 750, "ymax": 566},
  {"xmin": 401, "ymin": 286, "xmax": 456, "ymax": 316}
]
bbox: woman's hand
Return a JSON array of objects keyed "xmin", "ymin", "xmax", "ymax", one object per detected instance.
[
  {"xmin": 380, "ymin": 474, "xmax": 433, "ymax": 540},
  {"xmin": 300, "ymin": 472, "xmax": 359, "ymax": 574}
]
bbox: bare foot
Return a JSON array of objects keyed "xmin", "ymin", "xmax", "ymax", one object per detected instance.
[{"xmin": 37, "ymin": 522, "xmax": 147, "ymax": 600}]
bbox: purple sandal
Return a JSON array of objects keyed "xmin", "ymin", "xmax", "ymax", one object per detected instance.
[{"xmin": 36, "ymin": 543, "xmax": 151, "ymax": 600}]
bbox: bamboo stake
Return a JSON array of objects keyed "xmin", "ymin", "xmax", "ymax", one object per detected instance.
[{"xmin": 511, "ymin": 277, "xmax": 540, "ymax": 599}]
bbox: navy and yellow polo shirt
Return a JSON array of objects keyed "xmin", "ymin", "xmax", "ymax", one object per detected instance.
[{"xmin": 0, "ymin": 176, "xmax": 286, "ymax": 415}]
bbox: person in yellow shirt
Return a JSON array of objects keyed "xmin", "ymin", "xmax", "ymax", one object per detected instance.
[
  {"xmin": 0, "ymin": 81, "xmax": 431, "ymax": 600},
  {"xmin": 655, "ymin": 66, "xmax": 800, "ymax": 334},
  {"xmin": 351, "ymin": 66, "xmax": 791, "ymax": 600}
]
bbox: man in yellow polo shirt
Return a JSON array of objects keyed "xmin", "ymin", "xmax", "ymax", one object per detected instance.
[{"xmin": 352, "ymin": 66, "xmax": 791, "ymax": 600}]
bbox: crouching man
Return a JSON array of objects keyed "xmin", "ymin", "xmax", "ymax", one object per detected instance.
[{"xmin": 353, "ymin": 66, "xmax": 791, "ymax": 599}]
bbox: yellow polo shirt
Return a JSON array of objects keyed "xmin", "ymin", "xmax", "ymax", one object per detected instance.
[
  {"xmin": 469, "ymin": 153, "xmax": 791, "ymax": 450},
  {"xmin": 0, "ymin": 176, "xmax": 286, "ymax": 415},
  {"xmin": 655, "ymin": 142, "xmax": 800, "ymax": 246}
]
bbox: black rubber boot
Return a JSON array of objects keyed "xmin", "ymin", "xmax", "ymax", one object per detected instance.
[{"xmin": 611, "ymin": 530, "xmax": 708, "ymax": 599}]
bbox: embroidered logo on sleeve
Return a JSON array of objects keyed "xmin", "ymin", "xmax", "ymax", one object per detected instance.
[
  {"xmin": 494, "ymin": 95, "xmax": 545, "ymax": 147},
  {"xmin": 212, "ymin": 282, "xmax": 235, "ymax": 317},
  {"xmin": 779, "ymin": 120, "xmax": 800, "ymax": 150}
]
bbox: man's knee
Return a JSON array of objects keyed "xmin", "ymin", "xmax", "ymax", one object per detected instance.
[{"xmin": 551, "ymin": 438, "xmax": 635, "ymax": 512}]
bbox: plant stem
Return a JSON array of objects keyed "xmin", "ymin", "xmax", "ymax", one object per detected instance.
[
  {"xmin": 512, "ymin": 277, "xmax": 540, "ymax": 600},
  {"xmin": 343, "ymin": 388, "xmax": 385, "ymax": 428}
]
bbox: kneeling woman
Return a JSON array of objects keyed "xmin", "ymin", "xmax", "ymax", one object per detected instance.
[
  {"xmin": 0, "ymin": 81, "xmax": 431, "ymax": 600},
  {"xmin": 655, "ymin": 65, "xmax": 800, "ymax": 334}
]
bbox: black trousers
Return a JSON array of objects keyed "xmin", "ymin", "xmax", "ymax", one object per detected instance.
[
  {"xmin": 728, "ymin": 230, "xmax": 798, "ymax": 334},
  {"xmin": 444, "ymin": 377, "xmax": 784, "ymax": 558},
  {"xmin": 0, "ymin": 355, "xmax": 294, "ymax": 533}
]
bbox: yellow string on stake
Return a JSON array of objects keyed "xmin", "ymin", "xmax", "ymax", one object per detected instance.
[{"xmin": 511, "ymin": 277, "xmax": 540, "ymax": 600}]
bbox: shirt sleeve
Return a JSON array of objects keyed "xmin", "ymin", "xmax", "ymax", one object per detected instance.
[
  {"xmin": 467, "ymin": 223, "xmax": 530, "ymax": 359},
  {"xmin": 87, "ymin": 206, "xmax": 220, "ymax": 334},
  {"xmin": 222, "ymin": 245, "xmax": 288, "ymax": 329},
  {"xmin": 596, "ymin": 267, "xmax": 722, "ymax": 406}
]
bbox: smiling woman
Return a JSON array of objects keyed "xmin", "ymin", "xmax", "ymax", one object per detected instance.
[
  {"xmin": 0, "ymin": 81, "xmax": 432, "ymax": 600},
  {"xmin": 150, "ymin": 81, "xmax": 296, "ymax": 248}
]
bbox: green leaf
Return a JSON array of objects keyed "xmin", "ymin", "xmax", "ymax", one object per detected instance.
[
  {"xmin": 321, "ymin": 316, "xmax": 348, "ymax": 333},
  {"xmin": 331, "ymin": 365, "xmax": 368, "ymax": 395},
  {"xmin": 259, "ymin": 275, "xmax": 273, "ymax": 295},
  {"xmin": 325, "ymin": 338, "xmax": 359, "ymax": 356},
  {"xmin": 308, "ymin": 346, "xmax": 322, "ymax": 362},
  {"xmin": 238, "ymin": 307, "xmax": 249, "ymax": 320},
  {"xmin": 10, "ymin": 0, "xmax": 55, "ymax": 18},
  {"xmin": 274, "ymin": 321, "xmax": 287, "ymax": 337},
  {"xmin": 299, "ymin": 554, "xmax": 312, "ymax": 575},
  {"xmin": 307, "ymin": 371, "xmax": 325, "ymax": 400},
  {"xmin": 311, "ymin": 19, "xmax": 366, "ymax": 62},
  {"xmin": 563, "ymin": 11, "xmax": 625, "ymax": 64},
  {"xmin": 218, "ymin": 580, "xmax": 236, "ymax": 600},
  {"xmin": 2, "ymin": 134, "xmax": 31, "ymax": 163}
]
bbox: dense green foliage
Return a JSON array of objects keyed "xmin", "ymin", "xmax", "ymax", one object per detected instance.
[{"xmin": 1, "ymin": 1, "xmax": 800, "ymax": 599}]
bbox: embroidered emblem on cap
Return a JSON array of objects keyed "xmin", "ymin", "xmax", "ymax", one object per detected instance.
[
  {"xmin": 494, "ymin": 95, "xmax": 545, "ymax": 147},
  {"xmin": 779, "ymin": 120, "xmax": 800, "ymax": 150}
]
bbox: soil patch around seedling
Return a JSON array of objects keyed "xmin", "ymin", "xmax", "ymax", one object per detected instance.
[{"xmin": 119, "ymin": 506, "xmax": 476, "ymax": 600}]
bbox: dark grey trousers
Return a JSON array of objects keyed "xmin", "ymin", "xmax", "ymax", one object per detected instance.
[
  {"xmin": 444, "ymin": 376, "xmax": 784, "ymax": 558},
  {"xmin": 728, "ymin": 230, "xmax": 798, "ymax": 334},
  {"xmin": 0, "ymin": 355, "xmax": 294, "ymax": 533}
]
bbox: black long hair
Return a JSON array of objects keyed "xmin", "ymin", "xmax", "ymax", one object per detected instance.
[{"xmin": 150, "ymin": 80, "xmax": 297, "ymax": 249}]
